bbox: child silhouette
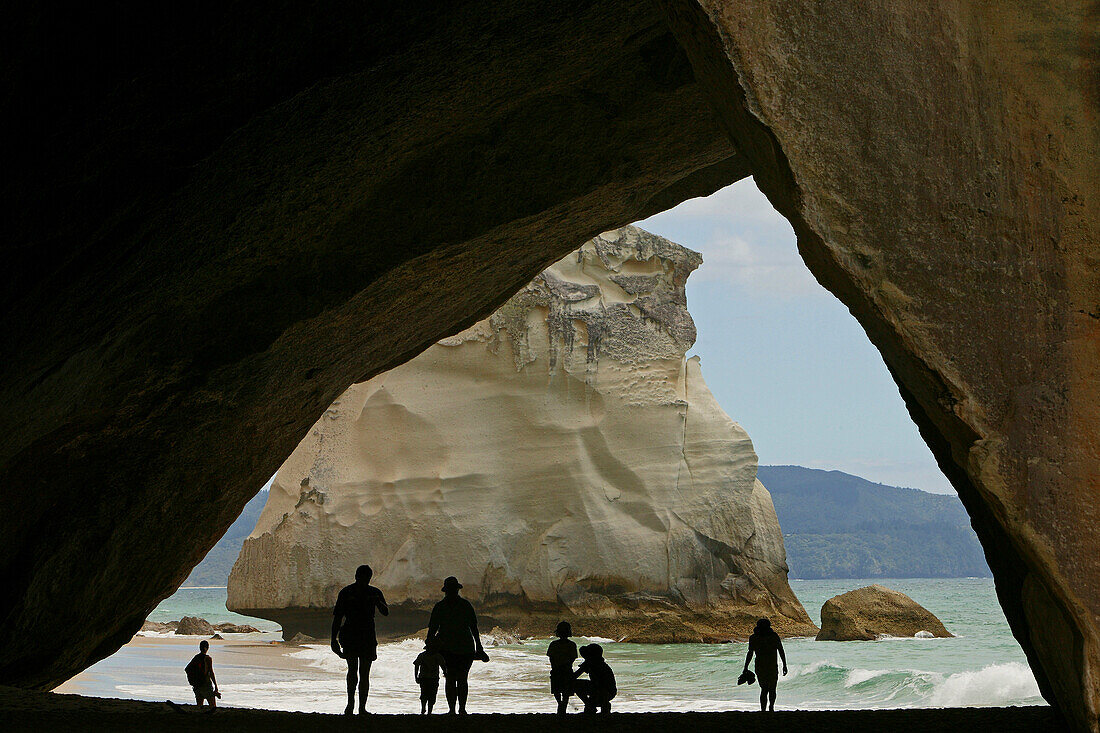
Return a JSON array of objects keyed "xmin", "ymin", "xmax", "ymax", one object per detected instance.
[
  {"xmin": 573, "ymin": 643, "xmax": 616, "ymax": 714},
  {"xmin": 546, "ymin": 621, "xmax": 578, "ymax": 714},
  {"xmin": 413, "ymin": 637, "xmax": 449, "ymax": 714}
]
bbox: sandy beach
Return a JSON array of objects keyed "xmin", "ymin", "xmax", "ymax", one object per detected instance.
[
  {"xmin": 0, "ymin": 685, "xmax": 1065, "ymax": 733},
  {"xmin": 56, "ymin": 634, "xmax": 311, "ymax": 698}
]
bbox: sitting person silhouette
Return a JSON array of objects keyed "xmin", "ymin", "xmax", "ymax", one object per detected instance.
[
  {"xmin": 414, "ymin": 637, "xmax": 449, "ymax": 714},
  {"xmin": 330, "ymin": 564, "xmax": 389, "ymax": 715},
  {"xmin": 743, "ymin": 617, "xmax": 787, "ymax": 712},
  {"xmin": 572, "ymin": 643, "xmax": 616, "ymax": 714},
  {"xmin": 184, "ymin": 640, "xmax": 220, "ymax": 710},
  {"xmin": 546, "ymin": 621, "xmax": 578, "ymax": 715}
]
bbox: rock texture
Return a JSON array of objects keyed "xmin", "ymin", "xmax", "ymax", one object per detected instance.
[
  {"xmin": 658, "ymin": 1, "xmax": 1099, "ymax": 729},
  {"xmin": 815, "ymin": 586, "xmax": 952, "ymax": 641},
  {"xmin": 229, "ymin": 228, "xmax": 815, "ymax": 642},
  {"xmin": 173, "ymin": 617, "xmax": 217, "ymax": 636},
  {"xmin": 0, "ymin": 0, "xmax": 742, "ymax": 693},
  {"xmin": 1, "ymin": 0, "xmax": 1096, "ymax": 729}
]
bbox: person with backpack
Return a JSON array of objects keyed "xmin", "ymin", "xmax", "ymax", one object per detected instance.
[{"xmin": 184, "ymin": 640, "xmax": 220, "ymax": 710}]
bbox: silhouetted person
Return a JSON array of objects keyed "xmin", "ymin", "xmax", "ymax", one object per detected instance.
[
  {"xmin": 427, "ymin": 576, "xmax": 488, "ymax": 714},
  {"xmin": 572, "ymin": 643, "xmax": 616, "ymax": 714},
  {"xmin": 547, "ymin": 621, "xmax": 578, "ymax": 715},
  {"xmin": 331, "ymin": 564, "xmax": 389, "ymax": 715},
  {"xmin": 743, "ymin": 618, "xmax": 787, "ymax": 712},
  {"xmin": 184, "ymin": 640, "xmax": 220, "ymax": 710},
  {"xmin": 414, "ymin": 637, "xmax": 449, "ymax": 714}
]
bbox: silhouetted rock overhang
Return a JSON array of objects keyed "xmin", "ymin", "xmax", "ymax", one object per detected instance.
[{"xmin": 1, "ymin": 1, "xmax": 1097, "ymax": 730}]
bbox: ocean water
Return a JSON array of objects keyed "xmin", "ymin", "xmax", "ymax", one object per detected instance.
[{"xmin": 61, "ymin": 578, "xmax": 1045, "ymax": 713}]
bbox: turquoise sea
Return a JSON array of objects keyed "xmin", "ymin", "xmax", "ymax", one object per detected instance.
[{"xmin": 59, "ymin": 578, "xmax": 1044, "ymax": 713}]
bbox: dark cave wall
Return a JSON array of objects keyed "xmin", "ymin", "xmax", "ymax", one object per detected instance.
[
  {"xmin": 660, "ymin": 0, "xmax": 1098, "ymax": 729},
  {"xmin": 0, "ymin": 0, "xmax": 743, "ymax": 690},
  {"xmin": 1, "ymin": 1, "xmax": 1097, "ymax": 731}
]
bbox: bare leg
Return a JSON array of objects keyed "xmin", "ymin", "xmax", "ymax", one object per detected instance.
[
  {"xmin": 555, "ymin": 692, "xmax": 568, "ymax": 715},
  {"xmin": 768, "ymin": 689, "xmax": 776, "ymax": 711},
  {"xmin": 457, "ymin": 676, "xmax": 469, "ymax": 714},
  {"xmin": 445, "ymin": 676, "xmax": 458, "ymax": 713},
  {"xmin": 759, "ymin": 687, "xmax": 767, "ymax": 711},
  {"xmin": 358, "ymin": 659, "xmax": 372, "ymax": 713},
  {"xmin": 344, "ymin": 655, "xmax": 358, "ymax": 714}
]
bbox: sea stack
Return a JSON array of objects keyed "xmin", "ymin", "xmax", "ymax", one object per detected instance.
[{"xmin": 228, "ymin": 226, "xmax": 815, "ymax": 641}]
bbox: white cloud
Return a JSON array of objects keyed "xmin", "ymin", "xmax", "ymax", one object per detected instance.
[
  {"xmin": 639, "ymin": 178, "xmax": 824, "ymax": 298},
  {"xmin": 691, "ymin": 232, "xmax": 823, "ymax": 297},
  {"xmin": 656, "ymin": 177, "xmax": 785, "ymax": 222}
]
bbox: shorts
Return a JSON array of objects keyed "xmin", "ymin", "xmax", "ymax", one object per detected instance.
[
  {"xmin": 442, "ymin": 652, "xmax": 474, "ymax": 679},
  {"xmin": 550, "ymin": 669, "xmax": 573, "ymax": 695},
  {"xmin": 755, "ymin": 665, "xmax": 779, "ymax": 690},
  {"xmin": 191, "ymin": 682, "xmax": 215, "ymax": 700},
  {"xmin": 340, "ymin": 628, "xmax": 378, "ymax": 660},
  {"xmin": 419, "ymin": 678, "xmax": 439, "ymax": 701}
]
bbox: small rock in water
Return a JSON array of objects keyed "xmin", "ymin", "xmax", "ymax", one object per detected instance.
[
  {"xmin": 286, "ymin": 632, "xmax": 318, "ymax": 644},
  {"xmin": 174, "ymin": 616, "xmax": 217, "ymax": 635},
  {"xmin": 816, "ymin": 585, "xmax": 952, "ymax": 641},
  {"xmin": 487, "ymin": 626, "xmax": 522, "ymax": 645},
  {"xmin": 209, "ymin": 633, "xmax": 224, "ymax": 640},
  {"xmin": 215, "ymin": 622, "xmax": 260, "ymax": 633}
]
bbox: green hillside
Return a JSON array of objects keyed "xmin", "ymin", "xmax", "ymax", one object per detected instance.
[
  {"xmin": 183, "ymin": 490, "xmax": 268, "ymax": 587},
  {"xmin": 757, "ymin": 466, "xmax": 990, "ymax": 579}
]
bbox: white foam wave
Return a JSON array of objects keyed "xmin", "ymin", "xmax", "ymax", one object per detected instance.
[{"xmin": 928, "ymin": 663, "xmax": 1041, "ymax": 707}]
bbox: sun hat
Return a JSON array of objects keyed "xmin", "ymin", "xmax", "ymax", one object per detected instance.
[{"xmin": 442, "ymin": 576, "xmax": 463, "ymax": 591}]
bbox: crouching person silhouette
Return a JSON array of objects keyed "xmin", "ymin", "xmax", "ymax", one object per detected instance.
[
  {"xmin": 331, "ymin": 564, "xmax": 389, "ymax": 715},
  {"xmin": 572, "ymin": 643, "xmax": 616, "ymax": 714}
]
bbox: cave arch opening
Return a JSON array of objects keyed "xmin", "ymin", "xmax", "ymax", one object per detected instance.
[{"xmin": 105, "ymin": 177, "xmax": 1041, "ymax": 715}]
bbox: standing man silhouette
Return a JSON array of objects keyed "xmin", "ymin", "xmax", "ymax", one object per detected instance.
[
  {"xmin": 331, "ymin": 564, "xmax": 389, "ymax": 715},
  {"xmin": 743, "ymin": 617, "xmax": 787, "ymax": 711},
  {"xmin": 427, "ymin": 576, "xmax": 488, "ymax": 714}
]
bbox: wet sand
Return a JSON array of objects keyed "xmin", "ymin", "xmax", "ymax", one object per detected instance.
[
  {"xmin": 55, "ymin": 634, "xmax": 312, "ymax": 696},
  {"xmin": 0, "ymin": 685, "xmax": 1065, "ymax": 733}
]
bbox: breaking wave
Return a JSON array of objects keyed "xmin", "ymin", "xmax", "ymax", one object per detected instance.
[{"xmin": 786, "ymin": 660, "xmax": 1041, "ymax": 709}]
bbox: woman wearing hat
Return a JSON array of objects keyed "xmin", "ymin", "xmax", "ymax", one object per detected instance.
[{"xmin": 427, "ymin": 576, "xmax": 489, "ymax": 714}]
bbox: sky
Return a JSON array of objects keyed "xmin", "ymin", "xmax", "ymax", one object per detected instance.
[{"xmin": 636, "ymin": 178, "xmax": 954, "ymax": 494}]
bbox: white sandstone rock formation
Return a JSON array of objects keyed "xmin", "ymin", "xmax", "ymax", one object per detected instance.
[{"xmin": 228, "ymin": 226, "xmax": 815, "ymax": 640}]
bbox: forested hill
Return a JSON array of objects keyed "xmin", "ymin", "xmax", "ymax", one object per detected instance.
[
  {"xmin": 758, "ymin": 466, "xmax": 991, "ymax": 579},
  {"xmin": 183, "ymin": 490, "xmax": 267, "ymax": 587}
]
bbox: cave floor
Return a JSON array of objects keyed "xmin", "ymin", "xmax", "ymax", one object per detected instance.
[{"xmin": 0, "ymin": 688, "xmax": 1064, "ymax": 732}]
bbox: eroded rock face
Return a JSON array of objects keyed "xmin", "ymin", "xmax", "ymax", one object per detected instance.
[
  {"xmin": 228, "ymin": 228, "xmax": 815, "ymax": 641},
  {"xmin": 816, "ymin": 585, "xmax": 952, "ymax": 641}
]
